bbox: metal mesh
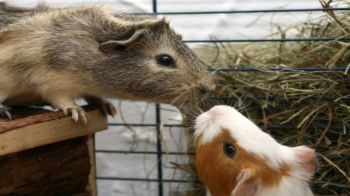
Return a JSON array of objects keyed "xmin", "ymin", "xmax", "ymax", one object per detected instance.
[{"xmin": 95, "ymin": 1, "xmax": 350, "ymax": 195}]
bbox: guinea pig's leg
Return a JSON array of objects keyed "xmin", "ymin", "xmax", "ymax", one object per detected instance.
[
  {"xmin": 85, "ymin": 96, "xmax": 117, "ymax": 117},
  {"xmin": 44, "ymin": 95, "xmax": 88, "ymax": 124},
  {"xmin": 0, "ymin": 96, "xmax": 11, "ymax": 120}
]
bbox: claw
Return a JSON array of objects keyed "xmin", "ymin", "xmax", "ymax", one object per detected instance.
[
  {"xmin": 62, "ymin": 108, "xmax": 68, "ymax": 116},
  {"xmin": 105, "ymin": 101, "xmax": 117, "ymax": 117},
  {"xmin": 62, "ymin": 107, "xmax": 88, "ymax": 124},
  {"xmin": 71, "ymin": 109, "xmax": 79, "ymax": 123},
  {"xmin": 87, "ymin": 97, "xmax": 117, "ymax": 117},
  {"xmin": 0, "ymin": 107, "xmax": 12, "ymax": 120},
  {"xmin": 78, "ymin": 109, "xmax": 88, "ymax": 124}
]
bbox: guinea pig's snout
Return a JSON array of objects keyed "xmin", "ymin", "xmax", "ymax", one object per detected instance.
[
  {"xmin": 293, "ymin": 145, "xmax": 318, "ymax": 176},
  {"xmin": 207, "ymin": 106, "xmax": 224, "ymax": 118},
  {"xmin": 198, "ymin": 81, "xmax": 216, "ymax": 96},
  {"xmin": 205, "ymin": 105, "xmax": 234, "ymax": 119}
]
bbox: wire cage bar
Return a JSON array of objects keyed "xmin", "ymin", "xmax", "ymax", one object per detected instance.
[{"xmin": 96, "ymin": 1, "xmax": 350, "ymax": 195}]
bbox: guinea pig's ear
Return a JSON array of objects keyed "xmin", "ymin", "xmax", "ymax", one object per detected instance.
[
  {"xmin": 231, "ymin": 170, "xmax": 258, "ymax": 196},
  {"xmin": 145, "ymin": 18, "xmax": 170, "ymax": 32},
  {"xmin": 99, "ymin": 29, "xmax": 145, "ymax": 52}
]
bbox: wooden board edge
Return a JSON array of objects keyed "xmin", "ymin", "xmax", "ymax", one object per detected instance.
[{"xmin": 0, "ymin": 109, "xmax": 108, "ymax": 156}]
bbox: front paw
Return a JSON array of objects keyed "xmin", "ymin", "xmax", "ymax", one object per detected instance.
[
  {"xmin": 87, "ymin": 97, "xmax": 117, "ymax": 117},
  {"xmin": 99, "ymin": 100, "xmax": 117, "ymax": 117},
  {"xmin": 62, "ymin": 106, "xmax": 88, "ymax": 124}
]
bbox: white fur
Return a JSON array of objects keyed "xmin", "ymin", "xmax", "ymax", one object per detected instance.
[
  {"xmin": 207, "ymin": 178, "xmax": 313, "ymax": 196},
  {"xmin": 208, "ymin": 182, "xmax": 313, "ymax": 196},
  {"xmin": 194, "ymin": 105, "xmax": 296, "ymax": 169},
  {"xmin": 194, "ymin": 105, "xmax": 314, "ymax": 196},
  {"xmin": 258, "ymin": 176, "xmax": 313, "ymax": 196}
]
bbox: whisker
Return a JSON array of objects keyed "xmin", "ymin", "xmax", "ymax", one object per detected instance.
[
  {"xmin": 147, "ymin": 88, "xmax": 187, "ymax": 101},
  {"xmin": 170, "ymin": 90, "xmax": 188, "ymax": 105},
  {"xmin": 178, "ymin": 94, "xmax": 190, "ymax": 110}
]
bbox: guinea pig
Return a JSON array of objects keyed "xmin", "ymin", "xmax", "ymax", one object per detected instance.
[
  {"xmin": 194, "ymin": 105, "xmax": 317, "ymax": 196},
  {"xmin": 0, "ymin": 4, "xmax": 215, "ymax": 123}
]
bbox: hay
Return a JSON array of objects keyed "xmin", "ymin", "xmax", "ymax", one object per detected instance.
[{"xmin": 190, "ymin": 1, "xmax": 350, "ymax": 195}]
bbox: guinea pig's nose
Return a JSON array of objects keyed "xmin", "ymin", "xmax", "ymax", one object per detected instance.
[
  {"xmin": 207, "ymin": 105, "xmax": 224, "ymax": 117},
  {"xmin": 293, "ymin": 145, "xmax": 317, "ymax": 175},
  {"xmin": 207, "ymin": 82, "xmax": 216, "ymax": 93},
  {"xmin": 199, "ymin": 82, "xmax": 216, "ymax": 95}
]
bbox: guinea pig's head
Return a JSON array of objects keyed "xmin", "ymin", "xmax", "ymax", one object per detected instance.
[
  {"xmin": 194, "ymin": 105, "xmax": 317, "ymax": 196},
  {"xmin": 97, "ymin": 16, "xmax": 215, "ymax": 108}
]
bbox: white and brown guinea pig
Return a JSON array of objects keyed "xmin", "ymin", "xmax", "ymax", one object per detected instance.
[{"xmin": 194, "ymin": 105, "xmax": 317, "ymax": 196}]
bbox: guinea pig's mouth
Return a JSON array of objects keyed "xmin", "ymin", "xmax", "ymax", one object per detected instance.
[
  {"xmin": 306, "ymin": 156, "xmax": 318, "ymax": 176},
  {"xmin": 164, "ymin": 87, "xmax": 212, "ymax": 113},
  {"xmin": 198, "ymin": 92, "xmax": 211, "ymax": 103}
]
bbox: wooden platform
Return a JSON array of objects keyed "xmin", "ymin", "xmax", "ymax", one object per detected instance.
[{"xmin": 0, "ymin": 107, "xmax": 108, "ymax": 196}]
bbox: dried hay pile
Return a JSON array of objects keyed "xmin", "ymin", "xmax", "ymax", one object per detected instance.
[{"xmin": 190, "ymin": 2, "xmax": 350, "ymax": 195}]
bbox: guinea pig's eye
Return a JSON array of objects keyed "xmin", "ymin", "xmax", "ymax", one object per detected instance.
[
  {"xmin": 223, "ymin": 142, "xmax": 236, "ymax": 159},
  {"xmin": 156, "ymin": 54, "xmax": 176, "ymax": 68}
]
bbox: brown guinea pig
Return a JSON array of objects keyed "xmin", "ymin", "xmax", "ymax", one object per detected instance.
[
  {"xmin": 0, "ymin": 4, "xmax": 215, "ymax": 123},
  {"xmin": 194, "ymin": 105, "xmax": 317, "ymax": 196}
]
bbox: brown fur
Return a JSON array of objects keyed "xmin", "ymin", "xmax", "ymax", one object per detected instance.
[
  {"xmin": 195, "ymin": 129, "xmax": 290, "ymax": 196},
  {"xmin": 0, "ymin": 4, "xmax": 215, "ymax": 115},
  {"xmin": 0, "ymin": 2, "xmax": 46, "ymax": 29}
]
